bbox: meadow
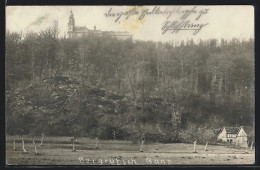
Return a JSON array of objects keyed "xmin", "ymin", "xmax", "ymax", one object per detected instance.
[{"xmin": 5, "ymin": 136, "xmax": 255, "ymax": 165}]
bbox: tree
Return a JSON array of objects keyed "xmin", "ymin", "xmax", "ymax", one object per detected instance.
[{"xmin": 5, "ymin": 28, "xmax": 254, "ymax": 143}]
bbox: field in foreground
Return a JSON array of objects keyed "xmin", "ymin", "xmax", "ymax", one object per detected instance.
[{"xmin": 6, "ymin": 136, "xmax": 255, "ymax": 165}]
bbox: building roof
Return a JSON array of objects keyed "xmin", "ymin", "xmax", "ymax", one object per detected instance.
[
  {"xmin": 68, "ymin": 11, "xmax": 132, "ymax": 39},
  {"xmin": 74, "ymin": 26, "xmax": 88, "ymax": 32},
  {"xmin": 71, "ymin": 27, "xmax": 132, "ymax": 37},
  {"xmin": 111, "ymin": 31, "xmax": 132, "ymax": 36},
  {"xmin": 102, "ymin": 31, "xmax": 132, "ymax": 37},
  {"xmin": 89, "ymin": 30, "xmax": 102, "ymax": 34},
  {"xmin": 113, "ymin": 31, "xmax": 132, "ymax": 36},
  {"xmin": 224, "ymin": 127, "xmax": 240, "ymax": 134}
]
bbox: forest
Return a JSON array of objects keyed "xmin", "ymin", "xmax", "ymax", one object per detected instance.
[{"xmin": 5, "ymin": 28, "xmax": 255, "ymax": 144}]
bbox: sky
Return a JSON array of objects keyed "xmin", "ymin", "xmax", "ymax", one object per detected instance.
[{"xmin": 6, "ymin": 5, "xmax": 254, "ymax": 43}]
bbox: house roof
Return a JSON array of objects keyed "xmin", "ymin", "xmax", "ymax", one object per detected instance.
[{"xmin": 224, "ymin": 127, "xmax": 240, "ymax": 134}]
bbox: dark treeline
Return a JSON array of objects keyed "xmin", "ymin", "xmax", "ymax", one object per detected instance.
[{"xmin": 5, "ymin": 28, "xmax": 254, "ymax": 143}]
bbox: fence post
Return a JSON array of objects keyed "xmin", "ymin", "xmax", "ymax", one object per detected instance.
[
  {"xmin": 95, "ymin": 137, "xmax": 99, "ymax": 149},
  {"xmin": 13, "ymin": 139, "xmax": 16, "ymax": 151},
  {"xmin": 72, "ymin": 137, "xmax": 76, "ymax": 152},
  {"xmin": 205, "ymin": 140, "xmax": 208, "ymax": 151},
  {"xmin": 193, "ymin": 140, "xmax": 197, "ymax": 153},
  {"xmin": 140, "ymin": 139, "xmax": 144, "ymax": 152},
  {"xmin": 40, "ymin": 133, "xmax": 44, "ymax": 146}
]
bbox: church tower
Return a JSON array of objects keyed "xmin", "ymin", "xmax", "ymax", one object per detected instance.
[{"xmin": 68, "ymin": 10, "xmax": 75, "ymax": 37}]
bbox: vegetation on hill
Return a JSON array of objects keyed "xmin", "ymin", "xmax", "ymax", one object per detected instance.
[{"xmin": 5, "ymin": 28, "xmax": 254, "ymax": 143}]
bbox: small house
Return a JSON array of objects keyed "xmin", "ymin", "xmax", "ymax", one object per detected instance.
[
  {"xmin": 217, "ymin": 127, "xmax": 240, "ymax": 143},
  {"xmin": 217, "ymin": 126, "xmax": 254, "ymax": 147}
]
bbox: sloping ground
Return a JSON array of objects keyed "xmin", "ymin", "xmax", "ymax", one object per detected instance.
[
  {"xmin": 6, "ymin": 76, "xmax": 131, "ymax": 137},
  {"xmin": 6, "ymin": 76, "xmax": 221, "ymax": 143}
]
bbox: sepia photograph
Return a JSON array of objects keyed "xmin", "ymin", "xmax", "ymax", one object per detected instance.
[{"xmin": 5, "ymin": 5, "xmax": 255, "ymax": 165}]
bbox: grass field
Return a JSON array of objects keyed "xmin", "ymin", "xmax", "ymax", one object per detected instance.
[{"xmin": 5, "ymin": 136, "xmax": 255, "ymax": 165}]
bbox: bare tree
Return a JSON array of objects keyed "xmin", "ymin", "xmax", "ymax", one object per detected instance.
[
  {"xmin": 250, "ymin": 140, "xmax": 254, "ymax": 150},
  {"xmin": 32, "ymin": 136, "xmax": 39, "ymax": 155},
  {"xmin": 245, "ymin": 142, "xmax": 249, "ymax": 154},
  {"xmin": 21, "ymin": 136, "xmax": 27, "ymax": 153},
  {"xmin": 40, "ymin": 133, "xmax": 44, "ymax": 146}
]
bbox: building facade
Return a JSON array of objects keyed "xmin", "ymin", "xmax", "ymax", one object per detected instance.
[
  {"xmin": 67, "ymin": 11, "xmax": 133, "ymax": 40},
  {"xmin": 217, "ymin": 126, "xmax": 254, "ymax": 147},
  {"xmin": 217, "ymin": 127, "xmax": 239, "ymax": 143}
]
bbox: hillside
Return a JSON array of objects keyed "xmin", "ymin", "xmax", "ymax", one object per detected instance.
[{"xmin": 5, "ymin": 30, "xmax": 255, "ymax": 143}]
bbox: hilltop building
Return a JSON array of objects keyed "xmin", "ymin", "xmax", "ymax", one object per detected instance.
[{"xmin": 67, "ymin": 10, "xmax": 132, "ymax": 40}]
